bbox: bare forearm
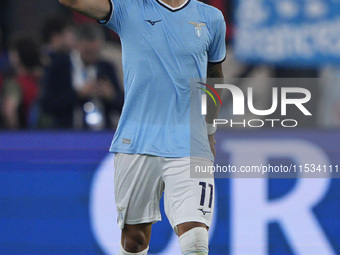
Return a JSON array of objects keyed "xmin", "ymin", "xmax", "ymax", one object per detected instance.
[
  {"xmin": 206, "ymin": 62, "xmax": 224, "ymax": 124},
  {"xmin": 59, "ymin": 0, "xmax": 111, "ymax": 20},
  {"xmin": 59, "ymin": 0, "xmax": 76, "ymax": 7}
]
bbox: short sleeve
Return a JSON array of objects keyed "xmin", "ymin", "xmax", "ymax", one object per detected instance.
[
  {"xmin": 97, "ymin": 0, "xmax": 128, "ymax": 35},
  {"xmin": 208, "ymin": 11, "xmax": 227, "ymax": 64}
]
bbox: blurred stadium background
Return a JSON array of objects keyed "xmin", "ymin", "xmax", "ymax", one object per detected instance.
[{"xmin": 1, "ymin": 0, "xmax": 340, "ymax": 254}]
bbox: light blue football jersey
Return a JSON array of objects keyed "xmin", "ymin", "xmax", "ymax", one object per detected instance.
[{"xmin": 101, "ymin": 0, "xmax": 226, "ymax": 161}]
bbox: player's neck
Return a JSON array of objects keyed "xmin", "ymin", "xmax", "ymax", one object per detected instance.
[{"xmin": 160, "ymin": 0, "xmax": 187, "ymax": 9}]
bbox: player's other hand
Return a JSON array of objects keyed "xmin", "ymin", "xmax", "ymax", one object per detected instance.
[{"xmin": 208, "ymin": 134, "xmax": 216, "ymax": 158}]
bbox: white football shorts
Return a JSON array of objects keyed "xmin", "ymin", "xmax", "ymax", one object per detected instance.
[{"xmin": 114, "ymin": 153, "xmax": 215, "ymax": 232}]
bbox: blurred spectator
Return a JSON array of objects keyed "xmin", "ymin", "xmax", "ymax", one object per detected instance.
[
  {"xmin": 0, "ymin": 28, "xmax": 7, "ymax": 128},
  {"xmin": 0, "ymin": 29, "xmax": 9, "ymax": 75},
  {"xmin": 1, "ymin": 34, "xmax": 42, "ymax": 129},
  {"xmin": 0, "ymin": 28, "xmax": 10, "ymax": 89},
  {"xmin": 39, "ymin": 24, "xmax": 123, "ymax": 130},
  {"xmin": 41, "ymin": 16, "xmax": 75, "ymax": 57}
]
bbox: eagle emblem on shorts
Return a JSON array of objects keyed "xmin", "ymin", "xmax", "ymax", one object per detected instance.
[{"xmin": 188, "ymin": 21, "xmax": 206, "ymax": 37}]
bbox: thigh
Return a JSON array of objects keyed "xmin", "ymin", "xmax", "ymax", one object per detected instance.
[
  {"xmin": 162, "ymin": 157, "xmax": 215, "ymax": 234},
  {"xmin": 114, "ymin": 153, "xmax": 164, "ymax": 229}
]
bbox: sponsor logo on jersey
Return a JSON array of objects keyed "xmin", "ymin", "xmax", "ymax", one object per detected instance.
[{"xmin": 145, "ymin": 20, "xmax": 162, "ymax": 26}]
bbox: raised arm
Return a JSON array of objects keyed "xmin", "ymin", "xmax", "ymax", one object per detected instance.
[{"xmin": 59, "ymin": 0, "xmax": 111, "ymax": 20}]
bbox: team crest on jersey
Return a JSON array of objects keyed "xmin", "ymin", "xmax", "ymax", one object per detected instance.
[{"xmin": 188, "ymin": 21, "xmax": 206, "ymax": 37}]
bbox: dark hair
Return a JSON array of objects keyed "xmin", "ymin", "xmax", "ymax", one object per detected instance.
[
  {"xmin": 75, "ymin": 23, "xmax": 104, "ymax": 42},
  {"xmin": 41, "ymin": 16, "xmax": 71, "ymax": 43},
  {"xmin": 9, "ymin": 34, "xmax": 41, "ymax": 70}
]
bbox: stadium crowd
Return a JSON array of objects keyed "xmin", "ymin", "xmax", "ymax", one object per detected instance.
[{"xmin": 0, "ymin": 3, "xmax": 124, "ymax": 130}]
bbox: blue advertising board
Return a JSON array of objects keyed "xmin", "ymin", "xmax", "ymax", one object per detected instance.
[
  {"xmin": 234, "ymin": 0, "xmax": 340, "ymax": 66},
  {"xmin": 0, "ymin": 131, "xmax": 339, "ymax": 254}
]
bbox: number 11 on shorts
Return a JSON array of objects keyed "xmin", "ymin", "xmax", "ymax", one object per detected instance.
[{"xmin": 199, "ymin": 182, "xmax": 213, "ymax": 208}]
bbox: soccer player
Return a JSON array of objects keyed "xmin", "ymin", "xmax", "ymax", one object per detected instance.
[{"xmin": 59, "ymin": 0, "xmax": 226, "ymax": 254}]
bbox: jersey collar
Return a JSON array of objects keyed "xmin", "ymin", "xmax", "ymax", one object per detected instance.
[{"xmin": 155, "ymin": 0, "xmax": 191, "ymax": 12}]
